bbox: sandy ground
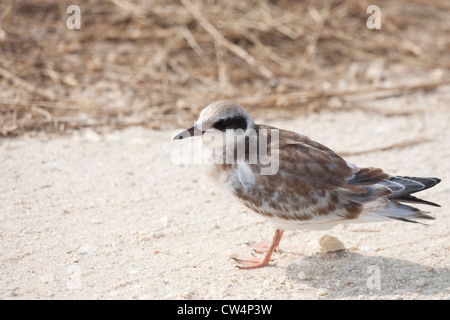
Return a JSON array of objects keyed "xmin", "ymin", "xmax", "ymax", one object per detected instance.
[{"xmin": 1, "ymin": 91, "xmax": 449, "ymax": 300}]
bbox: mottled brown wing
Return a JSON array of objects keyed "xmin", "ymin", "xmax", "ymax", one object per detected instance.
[
  {"xmin": 258, "ymin": 124, "xmax": 391, "ymax": 198},
  {"xmin": 258, "ymin": 125, "xmax": 351, "ymax": 192}
]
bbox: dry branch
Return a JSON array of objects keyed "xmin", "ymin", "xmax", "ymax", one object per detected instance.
[
  {"xmin": 237, "ymin": 80, "xmax": 450, "ymax": 107},
  {"xmin": 0, "ymin": 65, "xmax": 55, "ymax": 100},
  {"xmin": 0, "ymin": 0, "xmax": 449, "ymax": 135},
  {"xmin": 180, "ymin": 0, "xmax": 275, "ymax": 79},
  {"xmin": 338, "ymin": 136, "xmax": 430, "ymax": 156}
]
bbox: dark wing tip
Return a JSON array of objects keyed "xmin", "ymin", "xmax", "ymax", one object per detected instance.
[
  {"xmin": 394, "ymin": 195, "xmax": 441, "ymax": 207},
  {"xmin": 431, "ymin": 177, "xmax": 441, "ymax": 184}
]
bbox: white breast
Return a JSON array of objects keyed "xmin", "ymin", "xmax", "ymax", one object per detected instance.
[{"xmin": 236, "ymin": 163, "xmax": 255, "ymax": 190}]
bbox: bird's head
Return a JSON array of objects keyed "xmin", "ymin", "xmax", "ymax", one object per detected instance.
[{"xmin": 173, "ymin": 100, "xmax": 256, "ymax": 147}]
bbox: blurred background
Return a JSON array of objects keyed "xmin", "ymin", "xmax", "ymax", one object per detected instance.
[{"xmin": 0, "ymin": 0, "xmax": 449, "ymax": 136}]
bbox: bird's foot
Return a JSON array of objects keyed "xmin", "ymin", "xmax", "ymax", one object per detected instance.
[
  {"xmin": 232, "ymin": 229, "xmax": 284, "ymax": 270},
  {"xmin": 231, "ymin": 256, "xmax": 272, "ymax": 269}
]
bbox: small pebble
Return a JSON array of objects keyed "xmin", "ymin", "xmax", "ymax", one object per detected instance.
[
  {"xmin": 318, "ymin": 234, "xmax": 345, "ymax": 252},
  {"xmin": 181, "ymin": 292, "xmax": 193, "ymax": 299},
  {"xmin": 152, "ymin": 231, "xmax": 165, "ymax": 238},
  {"xmin": 160, "ymin": 216, "xmax": 171, "ymax": 228},
  {"xmin": 297, "ymin": 271, "xmax": 309, "ymax": 281},
  {"xmin": 317, "ymin": 289, "xmax": 328, "ymax": 296},
  {"xmin": 415, "ymin": 278, "xmax": 426, "ymax": 287}
]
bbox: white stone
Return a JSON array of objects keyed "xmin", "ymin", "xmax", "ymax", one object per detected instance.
[
  {"xmin": 297, "ymin": 271, "xmax": 309, "ymax": 281},
  {"xmin": 318, "ymin": 234, "xmax": 345, "ymax": 252}
]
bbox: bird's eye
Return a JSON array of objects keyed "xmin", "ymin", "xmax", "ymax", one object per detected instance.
[
  {"xmin": 212, "ymin": 118, "xmax": 231, "ymax": 131},
  {"xmin": 212, "ymin": 116, "xmax": 247, "ymax": 131},
  {"xmin": 222, "ymin": 119, "xmax": 231, "ymax": 127}
]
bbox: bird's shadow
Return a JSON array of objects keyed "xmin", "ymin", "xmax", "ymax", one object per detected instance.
[{"xmin": 284, "ymin": 250, "xmax": 449, "ymax": 298}]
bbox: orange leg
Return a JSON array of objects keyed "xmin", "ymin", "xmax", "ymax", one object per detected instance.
[{"xmin": 233, "ymin": 229, "xmax": 285, "ymax": 269}]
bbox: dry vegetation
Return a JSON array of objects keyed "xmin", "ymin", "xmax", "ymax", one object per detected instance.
[{"xmin": 0, "ymin": 0, "xmax": 449, "ymax": 136}]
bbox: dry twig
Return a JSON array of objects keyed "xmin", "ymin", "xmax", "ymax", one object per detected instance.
[
  {"xmin": 1, "ymin": 0, "xmax": 449, "ymax": 135},
  {"xmin": 338, "ymin": 136, "xmax": 430, "ymax": 156}
]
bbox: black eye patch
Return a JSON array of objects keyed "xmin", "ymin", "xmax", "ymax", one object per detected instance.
[{"xmin": 212, "ymin": 116, "xmax": 247, "ymax": 131}]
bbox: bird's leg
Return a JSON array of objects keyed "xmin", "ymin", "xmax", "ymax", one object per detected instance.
[{"xmin": 233, "ymin": 229, "xmax": 284, "ymax": 269}]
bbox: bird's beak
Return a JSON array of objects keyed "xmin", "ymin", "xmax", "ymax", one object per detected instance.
[{"xmin": 173, "ymin": 125, "xmax": 198, "ymax": 140}]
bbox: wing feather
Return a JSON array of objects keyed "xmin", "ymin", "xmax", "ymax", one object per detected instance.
[{"xmin": 240, "ymin": 125, "xmax": 440, "ymax": 224}]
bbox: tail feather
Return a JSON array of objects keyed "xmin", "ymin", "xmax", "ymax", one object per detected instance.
[
  {"xmin": 375, "ymin": 201, "xmax": 435, "ymax": 225},
  {"xmin": 387, "ymin": 176, "xmax": 441, "ymax": 209},
  {"xmin": 388, "ymin": 176, "xmax": 441, "ymax": 197},
  {"xmin": 381, "ymin": 176, "xmax": 441, "ymax": 223},
  {"xmin": 343, "ymin": 167, "xmax": 440, "ymax": 224},
  {"xmin": 349, "ymin": 174, "xmax": 442, "ymax": 224},
  {"xmin": 393, "ymin": 194, "xmax": 441, "ymax": 207}
]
